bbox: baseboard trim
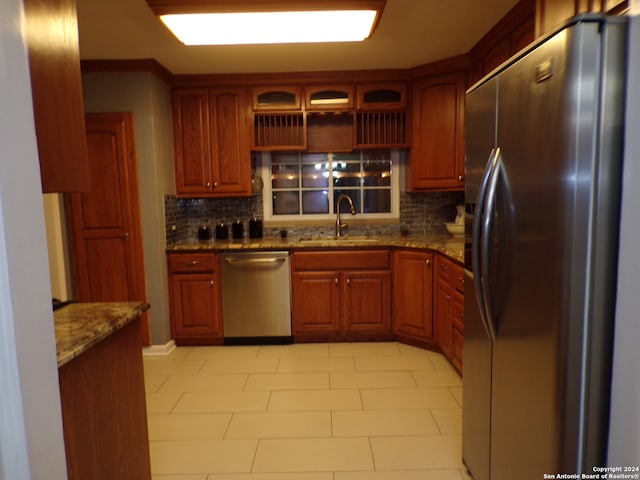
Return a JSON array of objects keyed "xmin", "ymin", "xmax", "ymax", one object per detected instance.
[{"xmin": 143, "ymin": 340, "xmax": 176, "ymax": 356}]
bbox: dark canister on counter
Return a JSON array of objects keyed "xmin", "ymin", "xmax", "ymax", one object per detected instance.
[
  {"xmin": 232, "ymin": 220, "xmax": 244, "ymax": 239},
  {"xmin": 215, "ymin": 223, "xmax": 229, "ymax": 240},
  {"xmin": 197, "ymin": 224, "xmax": 210, "ymax": 241},
  {"xmin": 249, "ymin": 217, "xmax": 263, "ymax": 239}
]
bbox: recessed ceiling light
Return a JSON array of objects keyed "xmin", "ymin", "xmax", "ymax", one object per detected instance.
[{"xmin": 145, "ymin": 0, "xmax": 386, "ymax": 46}]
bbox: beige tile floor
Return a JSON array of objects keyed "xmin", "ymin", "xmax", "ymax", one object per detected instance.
[{"xmin": 143, "ymin": 341, "xmax": 472, "ymax": 480}]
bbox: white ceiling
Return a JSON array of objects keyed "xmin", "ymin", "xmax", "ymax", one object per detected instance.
[{"xmin": 76, "ymin": 0, "xmax": 520, "ymax": 75}]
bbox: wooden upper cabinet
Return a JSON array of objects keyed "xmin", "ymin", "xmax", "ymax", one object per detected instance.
[
  {"xmin": 535, "ymin": 0, "xmax": 628, "ymax": 37},
  {"xmin": 172, "ymin": 87, "xmax": 252, "ymax": 197},
  {"xmin": 305, "ymin": 85, "xmax": 354, "ymax": 111},
  {"xmin": 410, "ymin": 72, "xmax": 466, "ymax": 191},
  {"xmin": 252, "ymin": 86, "xmax": 302, "ymax": 111},
  {"xmin": 357, "ymin": 83, "xmax": 407, "ymax": 110},
  {"xmin": 173, "ymin": 89, "xmax": 212, "ymax": 195},
  {"xmin": 468, "ymin": 0, "xmax": 535, "ymax": 86},
  {"xmin": 24, "ymin": 0, "xmax": 90, "ymax": 193}
]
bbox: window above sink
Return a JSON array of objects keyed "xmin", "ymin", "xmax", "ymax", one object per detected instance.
[{"xmin": 257, "ymin": 149, "xmax": 400, "ymax": 225}]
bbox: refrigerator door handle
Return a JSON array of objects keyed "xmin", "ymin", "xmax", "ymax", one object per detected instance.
[
  {"xmin": 472, "ymin": 148, "xmax": 498, "ymax": 341},
  {"xmin": 480, "ymin": 147, "xmax": 503, "ymax": 341}
]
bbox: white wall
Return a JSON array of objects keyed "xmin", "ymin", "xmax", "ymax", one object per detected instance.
[
  {"xmin": 607, "ymin": 1, "xmax": 640, "ymax": 465},
  {"xmin": 0, "ymin": 0, "xmax": 67, "ymax": 477},
  {"xmin": 43, "ymin": 194, "xmax": 73, "ymax": 300},
  {"xmin": 82, "ymin": 72, "xmax": 175, "ymax": 345}
]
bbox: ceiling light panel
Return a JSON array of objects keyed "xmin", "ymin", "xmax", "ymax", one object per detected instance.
[
  {"xmin": 146, "ymin": 0, "xmax": 386, "ymax": 46},
  {"xmin": 161, "ymin": 10, "xmax": 378, "ymax": 45}
]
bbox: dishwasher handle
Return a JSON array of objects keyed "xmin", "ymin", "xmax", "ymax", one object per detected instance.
[{"xmin": 224, "ymin": 256, "xmax": 286, "ymax": 269}]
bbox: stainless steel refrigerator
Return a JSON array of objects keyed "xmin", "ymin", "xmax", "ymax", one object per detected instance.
[{"xmin": 463, "ymin": 15, "xmax": 627, "ymax": 480}]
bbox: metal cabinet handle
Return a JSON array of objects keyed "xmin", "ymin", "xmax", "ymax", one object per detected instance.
[
  {"xmin": 458, "ymin": 175, "xmax": 463, "ymax": 181},
  {"xmin": 209, "ymin": 280, "xmax": 214, "ymax": 286},
  {"xmin": 425, "ymin": 259, "xmax": 431, "ymax": 266},
  {"xmin": 213, "ymin": 181, "xmax": 218, "ymax": 188},
  {"xmin": 186, "ymin": 260, "xmax": 199, "ymax": 266},
  {"xmin": 206, "ymin": 182, "xmax": 211, "ymax": 188},
  {"xmin": 346, "ymin": 278, "xmax": 351, "ymax": 285},
  {"xmin": 334, "ymin": 278, "xmax": 339, "ymax": 284}
]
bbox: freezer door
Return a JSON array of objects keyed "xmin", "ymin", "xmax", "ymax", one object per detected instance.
[
  {"xmin": 462, "ymin": 76, "xmax": 497, "ymax": 480},
  {"xmin": 462, "ymin": 270, "xmax": 492, "ymax": 480}
]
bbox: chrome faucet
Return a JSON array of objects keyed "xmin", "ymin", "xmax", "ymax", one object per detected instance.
[{"xmin": 335, "ymin": 194, "xmax": 356, "ymax": 237}]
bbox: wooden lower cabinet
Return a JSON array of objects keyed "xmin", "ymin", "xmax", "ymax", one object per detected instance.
[
  {"xmin": 393, "ymin": 250, "xmax": 434, "ymax": 347},
  {"xmin": 58, "ymin": 318, "xmax": 151, "ymax": 480},
  {"xmin": 291, "ymin": 271, "xmax": 342, "ymax": 337},
  {"xmin": 291, "ymin": 250, "xmax": 392, "ymax": 342},
  {"xmin": 167, "ymin": 252, "xmax": 224, "ymax": 345},
  {"xmin": 434, "ymin": 254, "xmax": 465, "ymax": 374}
]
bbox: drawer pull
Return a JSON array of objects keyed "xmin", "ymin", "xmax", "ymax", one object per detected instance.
[
  {"xmin": 186, "ymin": 260, "xmax": 200, "ymax": 266},
  {"xmin": 334, "ymin": 278, "xmax": 339, "ymax": 284},
  {"xmin": 346, "ymin": 278, "xmax": 351, "ymax": 285},
  {"xmin": 210, "ymin": 280, "xmax": 215, "ymax": 286},
  {"xmin": 425, "ymin": 259, "xmax": 431, "ymax": 266}
]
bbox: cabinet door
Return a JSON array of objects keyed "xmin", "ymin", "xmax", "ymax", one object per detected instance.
[
  {"xmin": 410, "ymin": 73, "xmax": 465, "ymax": 191},
  {"xmin": 344, "ymin": 271, "xmax": 392, "ymax": 338},
  {"xmin": 172, "ymin": 89, "xmax": 213, "ymax": 195},
  {"xmin": 451, "ymin": 326, "xmax": 463, "ymax": 374},
  {"xmin": 357, "ymin": 83, "xmax": 407, "ymax": 110},
  {"xmin": 291, "ymin": 271, "xmax": 342, "ymax": 337},
  {"xmin": 24, "ymin": 0, "xmax": 89, "ymax": 193},
  {"xmin": 434, "ymin": 280, "xmax": 453, "ymax": 358},
  {"xmin": 252, "ymin": 86, "xmax": 302, "ymax": 111},
  {"xmin": 208, "ymin": 87, "xmax": 252, "ymax": 196},
  {"xmin": 170, "ymin": 273, "xmax": 223, "ymax": 341},
  {"xmin": 305, "ymin": 85, "xmax": 354, "ymax": 111},
  {"xmin": 393, "ymin": 251, "xmax": 434, "ymax": 341}
]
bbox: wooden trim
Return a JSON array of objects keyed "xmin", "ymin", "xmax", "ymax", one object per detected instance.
[
  {"xmin": 80, "ymin": 59, "xmax": 174, "ymax": 84},
  {"xmin": 145, "ymin": 0, "xmax": 386, "ymax": 15},
  {"xmin": 171, "ymin": 68, "xmax": 411, "ymax": 88},
  {"xmin": 411, "ymin": 55, "xmax": 470, "ymax": 80}
]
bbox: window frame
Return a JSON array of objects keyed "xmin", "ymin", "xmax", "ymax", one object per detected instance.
[{"xmin": 258, "ymin": 150, "xmax": 401, "ymax": 225}]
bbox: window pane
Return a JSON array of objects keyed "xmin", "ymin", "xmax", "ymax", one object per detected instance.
[
  {"xmin": 302, "ymin": 164, "xmax": 329, "ymax": 188},
  {"xmin": 334, "ymin": 191, "xmax": 360, "ymax": 213},
  {"xmin": 301, "ymin": 153, "xmax": 328, "ymax": 164},
  {"xmin": 333, "ymin": 152, "xmax": 360, "ymax": 162},
  {"xmin": 333, "ymin": 162, "xmax": 361, "ymax": 187},
  {"xmin": 302, "ymin": 191, "xmax": 329, "ymax": 214},
  {"xmin": 272, "ymin": 152, "xmax": 300, "ymax": 164},
  {"xmin": 272, "ymin": 164, "xmax": 299, "ymax": 188},
  {"xmin": 273, "ymin": 191, "xmax": 299, "ymax": 214},
  {"xmin": 363, "ymin": 160, "xmax": 391, "ymax": 187},
  {"xmin": 363, "ymin": 189, "xmax": 391, "ymax": 213}
]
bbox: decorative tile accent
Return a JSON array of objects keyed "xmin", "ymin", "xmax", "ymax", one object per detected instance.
[{"xmin": 165, "ymin": 191, "xmax": 464, "ymax": 246}]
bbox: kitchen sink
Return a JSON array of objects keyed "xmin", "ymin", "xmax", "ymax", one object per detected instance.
[{"xmin": 297, "ymin": 236, "xmax": 380, "ymax": 245}]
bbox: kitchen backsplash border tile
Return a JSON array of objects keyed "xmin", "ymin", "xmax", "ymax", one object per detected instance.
[{"xmin": 165, "ymin": 191, "xmax": 463, "ymax": 246}]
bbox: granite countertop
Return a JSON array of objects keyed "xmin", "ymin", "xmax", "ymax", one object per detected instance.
[
  {"xmin": 54, "ymin": 302, "xmax": 149, "ymax": 367},
  {"xmin": 167, "ymin": 233, "xmax": 465, "ymax": 264}
]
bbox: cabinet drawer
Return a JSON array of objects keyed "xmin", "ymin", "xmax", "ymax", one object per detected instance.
[
  {"xmin": 436, "ymin": 254, "xmax": 465, "ymax": 292},
  {"xmin": 292, "ymin": 250, "xmax": 390, "ymax": 271},
  {"xmin": 168, "ymin": 253, "xmax": 216, "ymax": 273}
]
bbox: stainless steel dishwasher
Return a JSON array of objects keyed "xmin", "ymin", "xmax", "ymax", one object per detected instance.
[{"xmin": 220, "ymin": 251, "xmax": 292, "ymax": 344}]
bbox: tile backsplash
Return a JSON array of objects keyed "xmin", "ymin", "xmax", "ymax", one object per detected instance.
[{"xmin": 165, "ymin": 191, "xmax": 464, "ymax": 245}]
